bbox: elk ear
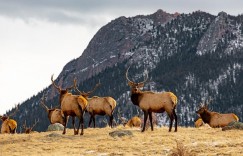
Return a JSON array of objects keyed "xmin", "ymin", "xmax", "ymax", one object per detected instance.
[
  {"xmin": 128, "ymin": 81, "xmax": 134, "ymax": 87},
  {"xmin": 138, "ymin": 83, "xmax": 144, "ymax": 88}
]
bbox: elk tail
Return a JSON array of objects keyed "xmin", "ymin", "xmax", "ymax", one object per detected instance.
[
  {"xmin": 168, "ymin": 92, "xmax": 178, "ymax": 108},
  {"xmin": 77, "ymin": 96, "xmax": 88, "ymax": 111},
  {"xmin": 233, "ymin": 114, "xmax": 239, "ymax": 122}
]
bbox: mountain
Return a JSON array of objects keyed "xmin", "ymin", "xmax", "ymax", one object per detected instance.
[{"xmin": 5, "ymin": 10, "xmax": 243, "ymax": 132}]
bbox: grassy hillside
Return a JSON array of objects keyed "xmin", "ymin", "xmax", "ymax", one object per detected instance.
[{"xmin": 0, "ymin": 126, "xmax": 242, "ymax": 156}]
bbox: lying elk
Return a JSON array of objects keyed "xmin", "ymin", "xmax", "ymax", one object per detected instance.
[
  {"xmin": 196, "ymin": 102, "xmax": 239, "ymax": 128},
  {"xmin": 22, "ymin": 119, "xmax": 39, "ymax": 134},
  {"xmin": 51, "ymin": 75, "xmax": 88, "ymax": 135},
  {"xmin": 74, "ymin": 83, "xmax": 117, "ymax": 128},
  {"xmin": 40, "ymin": 93, "xmax": 65, "ymax": 126},
  {"xmin": 0, "ymin": 106, "xmax": 18, "ymax": 134},
  {"xmin": 126, "ymin": 67, "xmax": 178, "ymax": 132},
  {"xmin": 117, "ymin": 109, "xmax": 141, "ymax": 128},
  {"xmin": 121, "ymin": 116, "xmax": 142, "ymax": 128}
]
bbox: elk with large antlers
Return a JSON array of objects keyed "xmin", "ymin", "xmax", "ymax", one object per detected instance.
[
  {"xmin": 74, "ymin": 83, "xmax": 117, "ymax": 128},
  {"xmin": 51, "ymin": 75, "xmax": 88, "ymax": 135},
  {"xmin": 126, "ymin": 66, "xmax": 178, "ymax": 132},
  {"xmin": 22, "ymin": 119, "xmax": 39, "ymax": 134},
  {"xmin": 196, "ymin": 100, "xmax": 239, "ymax": 128},
  {"xmin": 40, "ymin": 93, "xmax": 65, "ymax": 126},
  {"xmin": 0, "ymin": 106, "xmax": 18, "ymax": 134}
]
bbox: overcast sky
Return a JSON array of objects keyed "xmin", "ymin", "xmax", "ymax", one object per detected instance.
[{"xmin": 1, "ymin": 0, "xmax": 243, "ymax": 115}]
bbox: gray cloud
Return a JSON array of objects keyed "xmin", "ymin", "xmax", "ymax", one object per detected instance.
[{"xmin": 0, "ymin": 0, "xmax": 243, "ymax": 25}]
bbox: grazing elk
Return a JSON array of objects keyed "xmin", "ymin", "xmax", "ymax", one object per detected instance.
[
  {"xmin": 51, "ymin": 75, "xmax": 88, "ymax": 135},
  {"xmin": 196, "ymin": 101, "xmax": 239, "ymax": 128},
  {"xmin": 126, "ymin": 67, "xmax": 178, "ymax": 132},
  {"xmin": 74, "ymin": 83, "xmax": 117, "ymax": 128},
  {"xmin": 22, "ymin": 119, "xmax": 39, "ymax": 134},
  {"xmin": 40, "ymin": 93, "xmax": 65, "ymax": 126},
  {"xmin": 0, "ymin": 106, "xmax": 18, "ymax": 134}
]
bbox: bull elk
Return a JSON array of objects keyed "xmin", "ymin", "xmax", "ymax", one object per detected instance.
[
  {"xmin": 51, "ymin": 75, "xmax": 88, "ymax": 135},
  {"xmin": 0, "ymin": 106, "xmax": 18, "ymax": 134},
  {"xmin": 74, "ymin": 83, "xmax": 117, "ymax": 128},
  {"xmin": 40, "ymin": 93, "xmax": 65, "ymax": 126},
  {"xmin": 126, "ymin": 66, "xmax": 178, "ymax": 132},
  {"xmin": 22, "ymin": 119, "xmax": 39, "ymax": 134},
  {"xmin": 196, "ymin": 101, "xmax": 239, "ymax": 128}
]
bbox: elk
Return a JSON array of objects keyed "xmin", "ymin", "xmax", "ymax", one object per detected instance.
[
  {"xmin": 196, "ymin": 102, "xmax": 239, "ymax": 128},
  {"xmin": 0, "ymin": 106, "xmax": 18, "ymax": 134},
  {"xmin": 123, "ymin": 116, "xmax": 141, "ymax": 128},
  {"xmin": 194, "ymin": 117, "xmax": 204, "ymax": 128},
  {"xmin": 74, "ymin": 83, "xmax": 117, "ymax": 128},
  {"xmin": 22, "ymin": 119, "xmax": 39, "ymax": 134},
  {"xmin": 126, "ymin": 67, "xmax": 178, "ymax": 132},
  {"xmin": 117, "ymin": 109, "xmax": 141, "ymax": 128},
  {"xmin": 51, "ymin": 75, "xmax": 88, "ymax": 135},
  {"xmin": 40, "ymin": 93, "xmax": 65, "ymax": 126}
]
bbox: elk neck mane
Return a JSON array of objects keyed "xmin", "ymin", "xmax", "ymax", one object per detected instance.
[
  {"xmin": 200, "ymin": 109, "xmax": 213, "ymax": 124},
  {"xmin": 131, "ymin": 92, "xmax": 142, "ymax": 106},
  {"xmin": 59, "ymin": 92, "xmax": 72, "ymax": 105}
]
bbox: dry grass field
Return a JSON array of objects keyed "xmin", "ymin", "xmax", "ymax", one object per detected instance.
[{"xmin": 0, "ymin": 126, "xmax": 242, "ymax": 156}]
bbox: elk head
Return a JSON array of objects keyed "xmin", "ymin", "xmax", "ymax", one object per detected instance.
[
  {"xmin": 51, "ymin": 74, "xmax": 76, "ymax": 94},
  {"xmin": 126, "ymin": 66, "xmax": 148, "ymax": 94},
  {"xmin": 74, "ymin": 80, "xmax": 101, "ymax": 99},
  {"xmin": 22, "ymin": 119, "xmax": 39, "ymax": 134},
  {"xmin": 196, "ymin": 98, "xmax": 212, "ymax": 115}
]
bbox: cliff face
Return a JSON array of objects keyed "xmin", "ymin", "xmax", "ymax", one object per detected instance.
[
  {"xmin": 56, "ymin": 10, "xmax": 177, "ymax": 88},
  {"xmin": 7, "ymin": 10, "xmax": 243, "ymax": 131}
]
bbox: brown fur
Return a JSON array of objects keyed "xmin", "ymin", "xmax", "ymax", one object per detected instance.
[
  {"xmin": 126, "ymin": 67, "xmax": 178, "ymax": 132},
  {"xmin": 51, "ymin": 75, "xmax": 88, "ymax": 135},
  {"xmin": 196, "ymin": 105, "xmax": 239, "ymax": 128},
  {"xmin": 86, "ymin": 96, "xmax": 117, "ymax": 128},
  {"xmin": 124, "ymin": 116, "xmax": 141, "ymax": 128},
  {"xmin": 194, "ymin": 118, "xmax": 204, "ymax": 128},
  {"xmin": 40, "ymin": 96, "xmax": 65, "ymax": 126},
  {"xmin": 0, "ymin": 117, "xmax": 17, "ymax": 134}
]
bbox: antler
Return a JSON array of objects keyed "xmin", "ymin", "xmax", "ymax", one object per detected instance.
[
  {"xmin": 85, "ymin": 83, "xmax": 101, "ymax": 95},
  {"xmin": 205, "ymin": 97, "xmax": 213, "ymax": 109},
  {"xmin": 40, "ymin": 93, "xmax": 49, "ymax": 112},
  {"xmin": 139, "ymin": 69, "xmax": 148, "ymax": 85},
  {"xmin": 126, "ymin": 66, "xmax": 148, "ymax": 84},
  {"xmin": 65, "ymin": 78, "xmax": 76, "ymax": 91},
  {"xmin": 74, "ymin": 78, "xmax": 85, "ymax": 95},
  {"xmin": 126, "ymin": 66, "xmax": 134, "ymax": 84},
  {"xmin": 51, "ymin": 74, "xmax": 61, "ymax": 91},
  {"xmin": 30, "ymin": 119, "xmax": 39, "ymax": 130},
  {"xmin": 74, "ymin": 80, "xmax": 100, "ymax": 97}
]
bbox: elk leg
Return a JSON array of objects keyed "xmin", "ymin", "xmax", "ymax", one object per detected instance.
[
  {"xmin": 62, "ymin": 115, "xmax": 68, "ymax": 135},
  {"xmin": 110, "ymin": 115, "xmax": 114, "ymax": 128},
  {"xmin": 93, "ymin": 116, "xmax": 95, "ymax": 128},
  {"xmin": 80, "ymin": 115, "xmax": 84, "ymax": 135},
  {"xmin": 173, "ymin": 109, "xmax": 178, "ymax": 132},
  {"xmin": 72, "ymin": 117, "xmax": 78, "ymax": 135},
  {"xmin": 168, "ymin": 112, "xmax": 175, "ymax": 132},
  {"xmin": 88, "ymin": 115, "xmax": 92, "ymax": 127},
  {"xmin": 142, "ymin": 111, "xmax": 148, "ymax": 132},
  {"xmin": 148, "ymin": 112, "xmax": 153, "ymax": 131}
]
